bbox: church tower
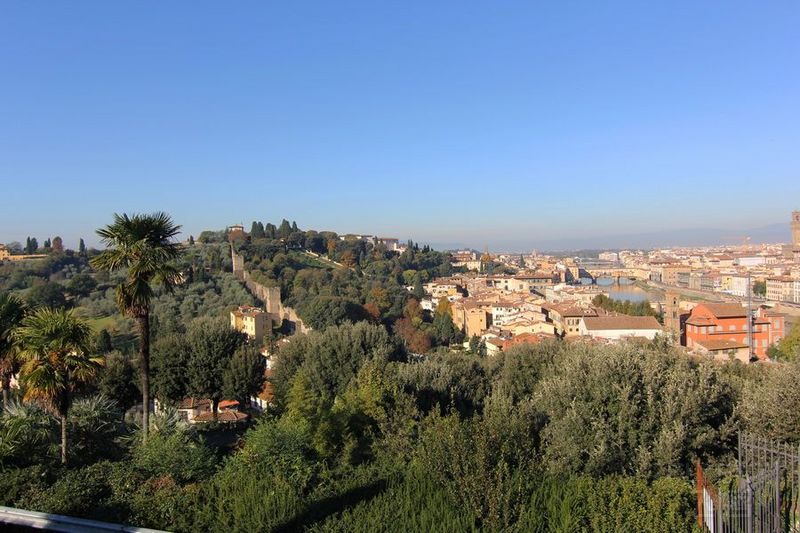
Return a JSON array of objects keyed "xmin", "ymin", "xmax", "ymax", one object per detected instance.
[
  {"xmin": 664, "ymin": 290, "xmax": 681, "ymax": 339},
  {"xmin": 480, "ymin": 246, "xmax": 494, "ymax": 274},
  {"xmin": 792, "ymin": 211, "xmax": 800, "ymax": 247}
]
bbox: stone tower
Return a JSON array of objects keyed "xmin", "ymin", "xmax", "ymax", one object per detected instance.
[
  {"xmin": 792, "ymin": 211, "xmax": 800, "ymax": 247},
  {"xmin": 231, "ymin": 245, "xmax": 244, "ymax": 280},
  {"xmin": 664, "ymin": 290, "xmax": 681, "ymax": 338}
]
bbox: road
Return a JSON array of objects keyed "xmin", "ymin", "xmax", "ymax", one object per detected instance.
[{"xmin": 644, "ymin": 279, "xmax": 763, "ymax": 305}]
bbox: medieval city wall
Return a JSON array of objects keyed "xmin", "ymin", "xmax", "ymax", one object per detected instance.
[{"xmin": 231, "ymin": 247, "xmax": 310, "ymax": 333}]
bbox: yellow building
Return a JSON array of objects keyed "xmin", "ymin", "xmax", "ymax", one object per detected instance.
[
  {"xmin": 0, "ymin": 245, "xmax": 9, "ymax": 261},
  {"xmin": 230, "ymin": 306, "xmax": 270, "ymax": 344},
  {"xmin": 452, "ymin": 304, "xmax": 491, "ymax": 337}
]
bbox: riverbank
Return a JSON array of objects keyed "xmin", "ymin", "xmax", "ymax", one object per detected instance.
[{"xmin": 644, "ymin": 279, "xmax": 745, "ymax": 304}]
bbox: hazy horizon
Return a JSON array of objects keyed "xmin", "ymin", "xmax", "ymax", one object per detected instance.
[
  {"xmin": 2, "ymin": 2, "xmax": 799, "ymax": 250},
  {"xmin": 1, "ymin": 217, "xmax": 794, "ymax": 254}
]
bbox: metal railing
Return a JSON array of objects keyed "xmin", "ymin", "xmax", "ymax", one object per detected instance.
[
  {"xmin": 0, "ymin": 506, "xmax": 167, "ymax": 533},
  {"xmin": 698, "ymin": 432, "xmax": 800, "ymax": 532}
]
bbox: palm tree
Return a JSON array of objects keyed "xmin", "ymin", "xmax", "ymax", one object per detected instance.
[
  {"xmin": 0, "ymin": 293, "xmax": 26, "ymax": 409},
  {"xmin": 90, "ymin": 212, "xmax": 181, "ymax": 439},
  {"xmin": 14, "ymin": 308, "xmax": 102, "ymax": 464}
]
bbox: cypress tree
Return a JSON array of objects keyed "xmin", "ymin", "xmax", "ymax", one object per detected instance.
[
  {"xmin": 278, "ymin": 219, "xmax": 292, "ymax": 238},
  {"xmin": 250, "ymin": 221, "xmax": 265, "ymax": 239},
  {"xmin": 96, "ymin": 329, "xmax": 114, "ymax": 353}
]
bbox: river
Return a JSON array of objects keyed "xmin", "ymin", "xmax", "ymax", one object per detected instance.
[{"xmin": 595, "ymin": 280, "xmax": 661, "ymax": 303}]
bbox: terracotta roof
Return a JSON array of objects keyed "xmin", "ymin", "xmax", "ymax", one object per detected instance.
[
  {"xmin": 685, "ymin": 317, "xmax": 715, "ymax": 326},
  {"xmin": 696, "ymin": 339, "xmax": 749, "ymax": 352},
  {"xmin": 702, "ymin": 303, "xmax": 747, "ymax": 318},
  {"xmin": 582, "ymin": 316, "xmax": 662, "ymax": 331},
  {"xmin": 507, "ymin": 332, "xmax": 555, "ymax": 344},
  {"xmin": 177, "ymin": 398, "xmax": 211, "ymax": 410},
  {"xmin": 218, "ymin": 400, "xmax": 240, "ymax": 410},
  {"xmin": 194, "ymin": 410, "xmax": 249, "ymax": 423},
  {"xmin": 542, "ymin": 303, "xmax": 598, "ymax": 318}
]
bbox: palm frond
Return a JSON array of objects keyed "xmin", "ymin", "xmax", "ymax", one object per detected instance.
[
  {"xmin": 0, "ymin": 294, "xmax": 27, "ymax": 377},
  {"xmin": 90, "ymin": 212, "xmax": 182, "ymax": 316},
  {"xmin": 13, "ymin": 308, "xmax": 102, "ymax": 417}
]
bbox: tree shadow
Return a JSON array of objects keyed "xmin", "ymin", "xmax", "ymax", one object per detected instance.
[{"xmin": 275, "ymin": 478, "xmax": 389, "ymax": 532}]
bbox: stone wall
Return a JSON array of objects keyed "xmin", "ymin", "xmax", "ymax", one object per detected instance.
[{"xmin": 231, "ymin": 246, "xmax": 309, "ymax": 333}]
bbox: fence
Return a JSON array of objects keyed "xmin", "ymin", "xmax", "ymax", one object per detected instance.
[{"xmin": 697, "ymin": 432, "xmax": 800, "ymax": 532}]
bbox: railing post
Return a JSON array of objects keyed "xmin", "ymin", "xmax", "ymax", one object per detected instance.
[
  {"xmin": 697, "ymin": 460, "xmax": 705, "ymax": 530},
  {"xmin": 746, "ymin": 477, "xmax": 754, "ymax": 533},
  {"xmin": 774, "ymin": 462, "xmax": 781, "ymax": 533},
  {"xmin": 738, "ymin": 430, "xmax": 743, "ymax": 477}
]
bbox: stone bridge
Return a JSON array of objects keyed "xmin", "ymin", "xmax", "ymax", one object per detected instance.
[{"xmin": 582, "ymin": 267, "xmax": 649, "ymax": 283}]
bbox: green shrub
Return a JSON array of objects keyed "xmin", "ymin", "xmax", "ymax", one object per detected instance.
[
  {"xmin": 22, "ymin": 462, "xmax": 115, "ymax": 519},
  {"xmin": 131, "ymin": 430, "xmax": 216, "ymax": 483},
  {"xmin": 512, "ymin": 475, "xmax": 697, "ymax": 533},
  {"xmin": 309, "ymin": 466, "xmax": 475, "ymax": 533},
  {"xmin": 68, "ymin": 395, "xmax": 125, "ymax": 465},
  {"xmin": 0, "ymin": 465, "xmax": 49, "ymax": 506}
]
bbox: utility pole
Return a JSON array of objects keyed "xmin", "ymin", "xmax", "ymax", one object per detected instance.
[{"xmin": 747, "ymin": 272, "xmax": 754, "ymax": 360}]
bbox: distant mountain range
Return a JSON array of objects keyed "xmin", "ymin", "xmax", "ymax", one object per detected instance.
[{"xmin": 424, "ymin": 223, "xmax": 791, "ymax": 253}]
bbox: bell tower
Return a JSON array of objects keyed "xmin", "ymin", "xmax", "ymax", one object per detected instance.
[
  {"xmin": 792, "ymin": 211, "xmax": 800, "ymax": 247},
  {"xmin": 664, "ymin": 290, "xmax": 681, "ymax": 339}
]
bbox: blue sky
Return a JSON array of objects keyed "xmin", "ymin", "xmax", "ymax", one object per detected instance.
[{"xmin": 1, "ymin": 1, "xmax": 798, "ymax": 250}]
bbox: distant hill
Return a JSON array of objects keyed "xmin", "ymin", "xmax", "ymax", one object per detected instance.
[
  {"xmin": 425, "ymin": 223, "xmax": 791, "ymax": 253},
  {"xmin": 534, "ymin": 223, "xmax": 790, "ymax": 252}
]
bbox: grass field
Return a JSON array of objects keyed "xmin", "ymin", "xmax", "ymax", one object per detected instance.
[
  {"xmin": 83, "ymin": 314, "xmax": 122, "ymax": 332},
  {"xmin": 82, "ymin": 314, "xmax": 138, "ymax": 350},
  {"xmin": 292, "ymin": 251, "xmax": 336, "ymax": 269}
]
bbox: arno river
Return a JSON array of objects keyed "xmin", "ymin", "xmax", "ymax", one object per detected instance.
[{"xmin": 595, "ymin": 279, "xmax": 661, "ymax": 303}]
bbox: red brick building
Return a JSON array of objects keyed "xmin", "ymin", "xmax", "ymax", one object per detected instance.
[{"xmin": 684, "ymin": 303, "xmax": 785, "ymax": 360}]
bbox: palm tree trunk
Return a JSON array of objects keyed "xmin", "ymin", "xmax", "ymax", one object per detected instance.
[
  {"xmin": 60, "ymin": 414, "xmax": 68, "ymax": 464},
  {"xmin": 138, "ymin": 313, "xmax": 151, "ymax": 440}
]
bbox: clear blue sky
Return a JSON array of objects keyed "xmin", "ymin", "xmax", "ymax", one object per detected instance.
[{"xmin": 1, "ymin": 1, "xmax": 798, "ymax": 250}]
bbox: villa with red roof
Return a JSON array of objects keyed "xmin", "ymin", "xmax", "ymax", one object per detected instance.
[{"xmin": 684, "ymin": 303, "xmax": 785, "ymax": 360}]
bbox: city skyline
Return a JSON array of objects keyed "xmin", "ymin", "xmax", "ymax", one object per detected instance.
[{"xmin": 2, "ymin": 2, "xmax": 799, "ymax": 248}]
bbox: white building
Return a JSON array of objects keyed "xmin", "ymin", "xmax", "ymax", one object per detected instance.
[
  {"xmin": 736, "ymin": 256, "xmax": 767, "ymax": 267},
  {"xmin": 766, "ymin": 277, "xmax": 795, "ymax": 302},
  {"xmin": 578, "ymin": 316, "xmax": 663, "ymax": 341},
  {"xmin": 490, "ymin": 302, "xmax": 524, "ymax": 326},
  {"xmin": 727, "ymin": 275, "xmax": 752, "ymax": 298}
]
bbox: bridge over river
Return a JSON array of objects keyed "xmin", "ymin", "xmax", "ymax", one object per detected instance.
[{"xmin": 580, "ymin": 266, "xmax": 650, "ymax": 284}]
